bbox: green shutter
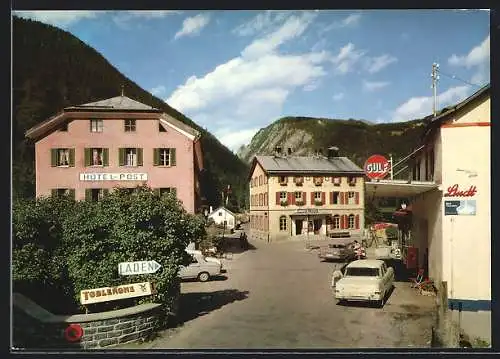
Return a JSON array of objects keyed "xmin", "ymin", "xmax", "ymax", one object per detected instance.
[
  {"xmin": 69, "ymin": 189, "xmax": 75, "ymax": 199},
  {"xmin": 51, "ymin": 149, "xmax": 57, "ymax": 167},
  {"xmin": 85, "ymin": 189, "xmax": 92, "ymax": 201},
  {"xmin": 119, "ymin": 148, "xmax": 125, "ymax": 166},
  {"xmin": 153, "ymin": 148, "xmax": 159, "ymax": 166},
  {"xmin": 170, "ymin": 148, "xmax": 176, "ymax": 166},
  {"xmin": 171, "ymin": 188, "xmax": 177, "ymax": 198},
  {"xmin": 51, "ymin": 189, "xmax": 57, "ymax": 197},
  {"xmin": 103, "ymin": 148, "xmax": 109, "ymax": 166},
  {"xmin": 84, "ymin": 148, "xmax": 90, "ymax": 166},
  {"xmin": 69, "ymin": 149, "xmax": 75, "ymax": 167},
  {"xmin": 137, "ymin": 148, "xmax": 143, "ymax": 166}
]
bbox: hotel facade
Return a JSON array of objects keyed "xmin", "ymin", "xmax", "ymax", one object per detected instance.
[
  {"xmin": 248, "ymin": 149, "xmax": 365, "ymax": 242},
  {"xmin": 25, "ymin": 95, "xmax": 204, "ymax": 214}
]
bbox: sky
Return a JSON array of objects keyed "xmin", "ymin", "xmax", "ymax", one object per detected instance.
[{"xmin": 13, "ymin": 10, "xmax": 490, "ymax": 152}]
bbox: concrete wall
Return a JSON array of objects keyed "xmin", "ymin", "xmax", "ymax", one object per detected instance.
[
  {"xmin": 12, "ymin": 293, "xmax": 163, "ymax": 349},
  {"xmin": 35, "ymin": 114, "xmax": 197, "ymax": 213}
]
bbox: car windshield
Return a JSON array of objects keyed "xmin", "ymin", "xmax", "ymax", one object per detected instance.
[
  {"xmin": 330, "ymin": 244, "xmax": 346, "ymax": 249},
  {"xmin": 345, "ymin": 267, "xmax": 379, "ymax": 277}
]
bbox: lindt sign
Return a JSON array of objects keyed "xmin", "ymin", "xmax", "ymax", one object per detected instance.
[{"xmin": 444, "ymin": 184, "xmax": 477, "ymax": 197}]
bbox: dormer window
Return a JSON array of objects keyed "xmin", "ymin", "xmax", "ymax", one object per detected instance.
[
  {"xmin": 348, "ymin": 176, "xmax": 357, "ymax": 186},
  {"xmin": 314, "ymin": 176, "xmax": 323, "ymax": 186},
  {"xmin": 333, "ymin": 176, "xmax": 341, "ymax": 186},
  {"xmin": 294, "ymin": 176, "xmax": 304, "ymax": 186}
]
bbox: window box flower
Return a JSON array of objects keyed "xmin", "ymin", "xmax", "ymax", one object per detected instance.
[{"xmin": 314, "ymin": 200, "xmax": 323, "ymax": 206}]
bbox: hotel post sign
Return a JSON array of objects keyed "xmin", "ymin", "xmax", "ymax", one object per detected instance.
[{"xmin": 79, "ymin": 173, "xmax": 148, "ymax": 181}]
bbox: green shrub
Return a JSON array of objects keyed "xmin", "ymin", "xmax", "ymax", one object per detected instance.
[
  {"xmin": 12, "ymin": 186, "xmax": 206, "ymax": 326},
  {"xmin": 385, "ymin": 226, "xmax": 399, "ymax": 239}
]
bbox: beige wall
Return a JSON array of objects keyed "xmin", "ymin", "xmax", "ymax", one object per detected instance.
[{"xmin": 249, "ymin": 167, "xmax": 365, "ymax": 241}]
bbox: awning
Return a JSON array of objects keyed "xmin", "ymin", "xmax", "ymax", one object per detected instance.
[{"xmin": 365, "ymin": 179, "xmax": 438, "ymax": 198}]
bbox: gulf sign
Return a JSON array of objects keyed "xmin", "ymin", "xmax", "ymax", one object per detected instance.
[{"xmin": 364, "ymin": 154, "xmax": 390, "ymax": 180}]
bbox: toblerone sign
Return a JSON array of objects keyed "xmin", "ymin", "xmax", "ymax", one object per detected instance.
[{"xmin": 80, "ymin": 281, "xmax": 153, "ymax": 305}]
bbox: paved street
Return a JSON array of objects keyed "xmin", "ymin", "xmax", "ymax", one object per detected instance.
[{"xmin": 122, "ymin": 238, "xmax": 437, "ymax": 349}]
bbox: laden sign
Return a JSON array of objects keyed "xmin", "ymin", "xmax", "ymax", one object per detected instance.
[{"xmin": 80, "ymin": 282, "xmax": 153, "ymax": 305}]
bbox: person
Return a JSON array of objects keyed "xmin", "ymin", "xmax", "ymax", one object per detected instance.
[{"xmin": 353, "ymin": 240, "xmax": 364, "ymax": 259}]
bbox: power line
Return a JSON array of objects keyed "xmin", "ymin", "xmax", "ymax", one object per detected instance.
[{"xmin": 436, "ymin": 69, "xmax": 483, "ymax": 89}]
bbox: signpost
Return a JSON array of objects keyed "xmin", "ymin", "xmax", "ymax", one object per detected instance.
[
  {"xmin": 80, "ymin": 282, "xmax": 154, "ymax": 305},
  {"xmin": 364, "ymin": 154, "xmax": 390, "ymax": 180},
  {"xmin": 118, "ymin": 260, "xmax": 162, "ymax": 276}
]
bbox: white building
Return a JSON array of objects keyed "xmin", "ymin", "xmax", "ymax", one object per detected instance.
[
  {"xmin": 366, "ymin": 84, "xmax": 491, "ymax": 343},
  {"xmin": 208, "ymin": 206, "xmax": 236, "ymax": 230}
]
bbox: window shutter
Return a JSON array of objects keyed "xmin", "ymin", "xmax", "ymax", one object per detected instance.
[
  {"xmin": 84, "ymin": 148, "xmax": 90, "ymax": 166},
  {"xmin": 339, "ymin": 192, "xmax": 344, "ymax": 205},
  {"xmin": 119, "ymin": 148, "xmax": 125, "ymax": 166},
  {"xmin": 276, "ymin": 192, "xmax": 280, "ymax": 205},
  {"xmin": 153, "ymin": 148, "xmax": 159, "ymax": 166},
  {"xmin": 171, "ymin": 188, "xmax": 177, "ymax": 198},
  {"xmin": 310, "ymin": 192, "xmax": 314, "ymax": 204},
  {"xmin": 355, "ymin": 214, "xmax": 360, "ymax": 229},
  {"xmin": 103, "ymin": 148, "xmax": 109, "ymax": 166},
  {"xmin": 288, "ymin": 192, "xmax": 293, "ymax": 204},
  {"xmin": 137, "ymin": 148, "xmax": 143, "ymax": 166},
  {"xmin": 343, "ymin": 215, "xmax": 348, "ymax": 229},
  {"xmin": 51, "ymin": 149, "xmax": 57, "ymax": 167},
  {"xmin": 330, "ymin": 191, "xmax": 334, "ymax": 204},
  {"xmin": 321, "ymin": 192, "xmax": 325, "ymax": 205},
  {"xmin": 51, "ymin": 189, "xmax": 57, "ymax": 197},
  {"xmin": 355, "ymin": 192, "xmax": 359, "ymax": 205},
  {"xmin": 69, "ymin": 149, "xmax": 75, "ymax": 167},
  {"xmin": 171, "ymin": 148, "xmax": 176, "ymax": 166},
  {"xmin": 85, "ymin": 189, "xmax": 92, "ymax": 201}
]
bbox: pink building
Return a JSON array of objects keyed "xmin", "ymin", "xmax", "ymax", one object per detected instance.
[{"xmin": 25, "ymin": 95, "xmax": 204, "ymax": 214}]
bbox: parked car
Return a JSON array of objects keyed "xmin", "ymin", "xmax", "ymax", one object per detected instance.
[
  {"xmin": 179, "ymin": 253, "xmax": 223, "ymax": 282},
  {"xmin": 333, "ymin": 259, "xmax": 394, "ymax": 307},
  {"xmin": 185, "ymin": 248, "xmax": 222, "ymax": 266},
  {"xmin": 318, "ymin": 238, "xmax": 356, "ymax": 262}
]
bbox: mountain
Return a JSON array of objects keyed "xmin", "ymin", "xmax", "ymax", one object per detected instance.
[
  {"xmin": 237, "ymin": 116, "xmax": 429, "ymax": 178},
  {"xmin": 12, "ymin": 16, "xmax": 249, "ymax": 210}
]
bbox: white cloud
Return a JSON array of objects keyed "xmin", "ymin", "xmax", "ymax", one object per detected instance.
[
  {"xmin": 241, "ymin": 12, "xmax": 317, "ymax": 59},
  {"xmin": 331, "ymin": 43, "xmax": 365, "ymax": 75},
  {"xmin": 216, "ymin": 128, "xmax": 260, "ymax": 152},
  {"xmin": 232, "ymin": 11, "xmax": 289, "ymax": 36},
  {"xmin": 364, "ymin": 54, "xmax": 398, "ymax": 74},
  {"xmin": 13, "ymin": 10, "xmax": 101, "ymax": 28},
  {"xmin": 320, "ymin": 12, "xmax": 362, "ymax": 34},
  {"xmin": 332, "ymin": 93, "xmax": 344, "ymax": 101},
  {"xmin": 167, "ymin": 11, "xmax": 329, "ymax": 150},
  {"xmin": 125, "ymin": 10, "xmax": 183, "ymax": 18},
  {"xmin": 392, "ymin": 85, "xmax": 470, "ymax": 122},
  {"xmin": 150, "ymin": 85, "xmax": 166, "ymax": 96},
  {"xmin": 448, "ymin": 35, "xmax": 489, "ymax": 68},
  {"xmin": 174, "ymin": 13, "xmax": 211, "ymax": 40},
  {"xmin": 363, "ymin": 80, "xmax": 390, "ymax": 92}
]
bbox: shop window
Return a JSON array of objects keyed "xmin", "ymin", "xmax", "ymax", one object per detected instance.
[{"xmin": 279, "ymin": 216, "xmax": 287, "ymax": 231}]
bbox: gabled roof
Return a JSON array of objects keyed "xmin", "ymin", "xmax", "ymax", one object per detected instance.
[
  {"xmin": 65, "ymin": 96, "xmax": 160, "ymax": 112},
  {"xmin": 422, "ymin": 83, "xmax": 490, "ymax": 140},
  {"xmin": 208, "ymin": 206, "xmax": 236, "ymax": 217},
  {"xmin": 249, "ymin": 155, "xmax": 364, "ymax": 179}
]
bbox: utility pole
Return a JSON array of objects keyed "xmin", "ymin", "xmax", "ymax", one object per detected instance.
[{"xmin": 431, "ymin": 63, "xmax": 440, "ymax": 117}]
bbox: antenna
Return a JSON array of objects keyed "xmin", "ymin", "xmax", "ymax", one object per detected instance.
[{"xmin": 431, "ymin": 63, "xmax": 440, "ymax": 117}]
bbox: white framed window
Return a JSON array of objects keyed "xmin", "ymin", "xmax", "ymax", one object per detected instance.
[
  {"xmin": 57, "ymin": 188, "xmax": 70, "ymax": 196},
  {"xmin": 90, "ymin": 189, "xmax": 106, "ymax": 201},
  {"xmin": 160, "ymin": 149, "xmax": 171, "ymax": 166},
  {"xmin": 124, "ymin": 119, "xmax": 136, "ymax": 132},
  {"xmin": 219, "ymin": 212, "xmax": 222, "ymax": 216},
  {"xmin": 125, "ymin": 148, "xmax": 137, "ymax": 166},
  {"xmin": 57, "ymin": 149, "xmax": 70, "ymax": 166},
  {"xmin": 333, "ymin": 192, "xmax": 340, "ymax": 204},
  {"xmin": 279, "ymin": 216, "xmax": 287, "ymax": 231},
  {"xmin": 314, "ymin": 192, "xmax": 322, "ymax": 200},
  {"xmin": 280, "ymin": 191, "xmax": 287, "ymax": 201},
  {"xmin": 90, "ymin": 119, "xmax": 103, "ymax": 133},
  {"xmin": 348, "ymin": 214, "xmax": 355, "ymax": 229},
  {"xmin": 91, "ymin": 148, "xmax": 103, "ymax": 166},
  {"xmin": 295, "ymin": 192, "xmax": 302, "ymax": 201},
  {"xmin": 348, "ymin": 191, "xmax": 356, "ymax": 204},
  {"xmin": 333, "ymin": 215, "xmax": 340, "ymax": 229}
]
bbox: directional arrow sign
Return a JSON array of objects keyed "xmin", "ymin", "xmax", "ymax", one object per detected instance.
[{"xmin": 118, "ymin": 260, "xmax": 162, "ymax": 276}]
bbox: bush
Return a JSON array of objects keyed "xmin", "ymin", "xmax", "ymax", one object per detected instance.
[
  {"xmin": 12, "ymin": 186, "xmax": 206, "ymax": 326},
  {"xmin": 385, "ymin": 226, "xmax": 399, "ymax": 239}
]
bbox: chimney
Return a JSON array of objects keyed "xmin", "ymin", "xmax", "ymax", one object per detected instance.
[
  {"xmin": 274, "ymin": 146, "xmax": 282, "ymax": 156},
  {"xmin": 327, "ymin": 146, "xmax": 339, "ymax": 159}
]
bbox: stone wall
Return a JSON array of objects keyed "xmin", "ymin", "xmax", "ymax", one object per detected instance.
[{"xmin": 12, "ymin": 293, "xmax": 164, "ymax": 350}]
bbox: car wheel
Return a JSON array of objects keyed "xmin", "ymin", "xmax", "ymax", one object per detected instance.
[{"xmin": 198, "ymin": 272, "xmax": 210, "ymax": 282}]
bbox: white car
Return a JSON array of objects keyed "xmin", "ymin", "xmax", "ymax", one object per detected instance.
[
  {"xmin": 185, "ymin": 249, "xmax": 222, "ymax": 266},
  {"xmin": 333, "ymin": 259, "xmax": 394, "ymax": 307},
  {"xmin": 179, "ymin": 253, "xmax": 223, "ymax": 282}
]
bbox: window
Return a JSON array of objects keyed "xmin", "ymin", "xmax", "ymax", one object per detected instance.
[
  {"xmin": 280, "ymin": 191, "xmax": 287, "ymax": 202},
  {"xmin": 348, "ymin": 214, "xmax": 355, "ymax": 229},
  {"xmin": 333, "ymin": 192, "xmax": 340, "ymax": 204},
  {"xmin": 348, "ymin": 176, "xmax": 356, "ymax": 186},
  {"xmin": 346, "ymin": 267, "xmax": 379, "ymax": 277},
  {"xmin": 158, "ymin": 187, "xmax": 177, "ymax": 198},
  {"xmin": 159, "ymin": 123, "xmax": 166, "ymax": 132},
  {"xmin": 85, "ymin": 188, "xmax": 108, "ymax": 201},
  {"xmin": 279, "ymin": 216, "xmax": 287, "ymax": 231},
  {"xmin": 333, "ymin": 176, "xmax": 341, "ymax": 186},
  {"xmin": 91, "ymin": 148, "xmax": 103, "ymax": 166},
  {"xmin": 51, "ymin": 148, "xmax": 73, "ymax": 167},
  {"xmin": 314, "ymin": 176, "xmax": 323, "ymax": 186},
  {"xmin": 219, "ymin": 212, "xmax": 222, "ymax": 216},
  {"xmin": 158, "ymin": 148, "xmax": 174, "ymax": 166},
  {"xmin": 126, "ymin": 148, "xmax": 137, "ymax": 166},
  {"xmin": 294, "ymin": 176, "xmax": 304, "ymax": 186},
  {"xmin": 90, "ymin": 119, "xmax": 103, "ymax": 133},
  {"xmin": 295, "ymin": 192, "xmax": 302, "ymax": 201},
  {"xmin": 314, "ymin": 192, "xmax": 322, "ymax": 201},
  {"xmin": 279, "ymin": 176, "xmax": 288, "ymax": 185},
  {"xmin": 333, "ymin": 215, "xmax": 340, "ymax": 229},
  {"xmin": 51, "ymin": 188, "xmax": 75, "ymax": 199},
  {"xmin": 124, "ymin": 119, "xmax": 136, "ymax": 132},
  {"xmin": 348, "ymin": 191, "xmax": 356, "ymax": 205}
]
